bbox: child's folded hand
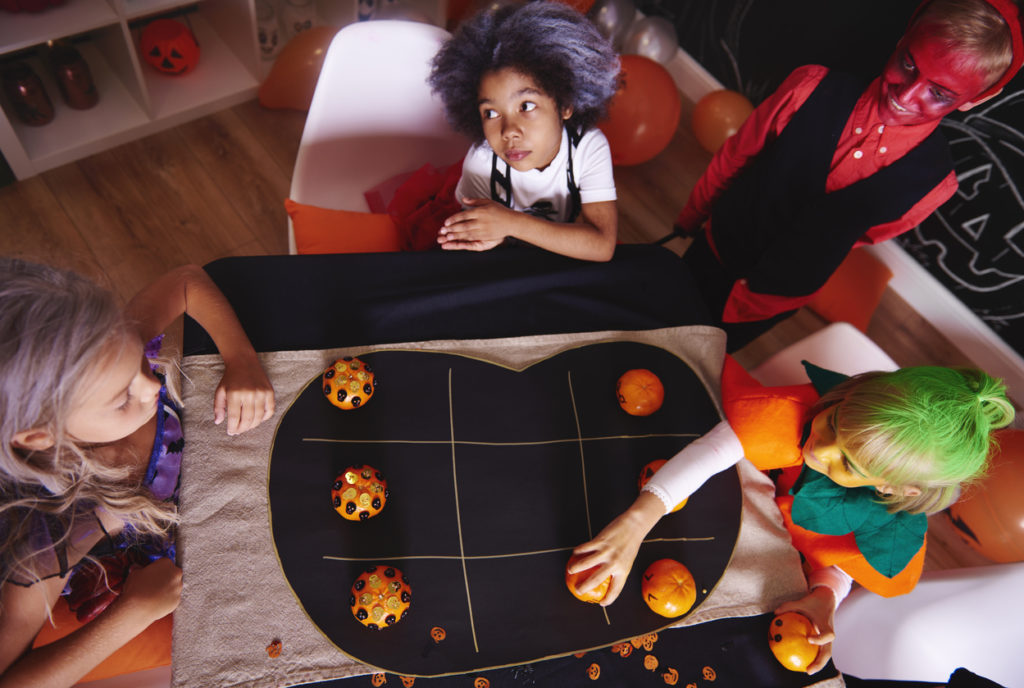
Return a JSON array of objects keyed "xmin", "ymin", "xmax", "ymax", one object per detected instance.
[
  {"xmin": 214, "ymin": 355, "xmax": 276, "ymax": 435},
  {"xmin": 438, "ymin": 197, "xmax": 518, "ymax": 251}
]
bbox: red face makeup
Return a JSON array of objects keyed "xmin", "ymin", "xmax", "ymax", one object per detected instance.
[{"xmin": 878, "ymin": 21, "xmax": 991, "ymax": 127}]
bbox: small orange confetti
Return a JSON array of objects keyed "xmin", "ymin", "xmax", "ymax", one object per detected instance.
[
  {"xmin": 702, "ymin": 666, "xmax": 717, "ymax": 681},
  {"xmin": 473, "ymin": 678, "xmax": 490, "ymax": 688},
  {"xmin": 266, "ymin": 639, "xmax": 282, "ymax": 658},
  {"xmin": 630, "ymin": 636, "xmax": 644, "ymax": 649},
  {"xmin": 587, "ymin": 663, "xmax": 601, "ymax": 680},
  {"xmin": 643, "ymin": 654, "xmax": 659, "ymax": 671},
  {"xmin": 371, "ymin": 673, "xmax": 387, "ymax": 686},
  {"xmin": 430, "ymin": 626, "xmax": 446, "ymax": 643},
  {"xmin": 642, "ymin": 633, "xmax": 657, "ymax": 651},
  {"xmin": 662, "ymin": 667, "xmax": 679, "ymax": 685},
  {"xmin": 574, "ymin": 651, "xmax": 587, "ymax": 658},
  {"xmin": 618, "ymin": 643, "xmax": 634, "ymax": 658},
  {"xmin": 400, "ymin": 677, "xmax": 416, "ymax": 687}
]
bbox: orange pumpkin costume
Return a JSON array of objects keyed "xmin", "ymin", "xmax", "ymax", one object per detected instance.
[{"xmin": 720, "ymin": 356, "xmax": 925, "ymax": 597}]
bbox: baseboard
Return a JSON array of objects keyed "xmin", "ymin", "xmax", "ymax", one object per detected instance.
[{"xmin": 665, "ymin": 48, "xmax": 1024, "ymax": 407}]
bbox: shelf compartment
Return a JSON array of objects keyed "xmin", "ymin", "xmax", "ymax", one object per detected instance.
[
  {"xmin": 135, "ymin": 13, "xmax": 259, "ymax": 120},
  {"xmin": 3, "ymin": 40, "xmax": 149, "ymax": 169},
  {"xmin": 0, "ymin": 0, "xmax": 120, "ymax": 55}
]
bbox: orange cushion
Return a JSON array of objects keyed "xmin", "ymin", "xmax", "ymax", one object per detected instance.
[
  {"xmin": 32, "ymin": 598, "xmax": 172, "ymax": 683},
  {"xmin": 285, "ymin": 199, "xmax": 402, "ymax": 254},
  {"xmin": 808, "ymin": 247, "xmax": 893, "ymax": 333}
]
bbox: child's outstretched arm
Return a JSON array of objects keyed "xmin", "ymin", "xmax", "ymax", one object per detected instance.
[
  {"xmin": 125, "ymin": 264, "xmax": 275, "ymax": 435},
  {"xmin": 569, "ymin": 421, "xmax": 743, "ymax": 604},
  {"xmin": 439, "ymin": 198, "xmax": 617, "ymax": 262}
]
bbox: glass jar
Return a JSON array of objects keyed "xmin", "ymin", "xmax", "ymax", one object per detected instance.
[
  {"xmin": 1, "ymin": 61, "xmax": 54, "ymax": 126},
  {"xmin": 256, "ymin": 0, "xmax": 282, "ymax": 60},
  {"xmin": 280, "ymin": 0, "xmax": 316, "ymax": 44}
]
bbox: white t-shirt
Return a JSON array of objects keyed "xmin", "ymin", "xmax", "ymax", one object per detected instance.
[{"xmin": 454, "ymin": 127, "xmax": 617, "ymax": 223}]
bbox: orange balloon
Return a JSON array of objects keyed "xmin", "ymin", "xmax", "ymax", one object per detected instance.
[
  {"xmin": 258, "ymin": 26, "xmax": 338, "ymax": 111},
  {"xmin": 691, "ymin": 89, "xmax": 754, "ymax": 154},
  {"xmin": 948, "ymin": 428, "xmax": 1024, "ymax": 563},
  {"xmin": 598, "ymin": 55, "xmax": 681, "ymax": 166}
]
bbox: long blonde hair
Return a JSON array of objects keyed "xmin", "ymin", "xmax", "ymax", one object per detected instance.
[{"xmin": 0, "ymin": 259, "xmax": 178, "ymax": 586}]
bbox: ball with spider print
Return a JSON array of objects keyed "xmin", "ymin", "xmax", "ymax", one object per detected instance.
[
  {"xmin": 350, "ymin": 565, "xmax": 411, "ymax": 630},
  {"xmin": 332, "ymin": 465, "xmax": 388, "ymax": 521},
  {"xmin": 323, "ymin": 356, "xmax": 376, "ymax": 410}
]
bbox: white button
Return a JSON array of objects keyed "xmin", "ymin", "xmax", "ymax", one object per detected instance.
[
  {"xmin": 855, "ymin": 127, "xmax": 863, "ymax": 134},
  {"xmin": 879, "ymin": 146, "xmax": 888, "ymax": 154},
  {"xmin": 878, "ymin": 125, "xmax": 885, "ymax": 134},
  {"xmin": 853, "ymin": 150, "xmax": 863, "ymax": 159}
]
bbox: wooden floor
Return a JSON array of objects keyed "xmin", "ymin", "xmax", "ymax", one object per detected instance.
[{"xmin": 0, "ymin": 95, "xmax": 990, "ymax": 570}]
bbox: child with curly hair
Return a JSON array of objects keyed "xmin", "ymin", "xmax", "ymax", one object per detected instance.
[
  {"xmin": 0, "ymin": 259, "xmax": 274, "ymax": 686},
  {"xmin": 570, "ymin": 358, "xmax": 1014, "ymax": 674},
  {"xmin": 429, "ymin": 1, "xmax": 621, "ymax": 261}
]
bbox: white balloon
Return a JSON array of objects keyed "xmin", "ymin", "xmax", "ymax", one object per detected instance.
[
  {"xmin": 622, "ymin": 15, "xmax": 678, "ymax": 65},
  {"xmin": 588, "ymin": 0, "xmax": 636, "ymax": 50}
]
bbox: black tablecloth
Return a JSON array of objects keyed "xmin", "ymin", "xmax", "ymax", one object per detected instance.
[{"xmin": 184, "ymin": 245, "xmax": 709, "ymax": 355}]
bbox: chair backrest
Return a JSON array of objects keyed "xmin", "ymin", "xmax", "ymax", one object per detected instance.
[{"xmin": 288, "ymin": 20, "xmax": 468, "ymax": 251}]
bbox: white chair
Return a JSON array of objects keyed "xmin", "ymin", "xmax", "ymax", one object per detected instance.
[
  {"xmin": 750, "ymin": 322, "xmax": 898, "ymax": 387},
  {"xmin": 832, "ymin": 562, "xmax": 1024, "ymax": 685},
  {"xmin": 288, "ymin": 20, "xmax": 469, "ymax": 253}
]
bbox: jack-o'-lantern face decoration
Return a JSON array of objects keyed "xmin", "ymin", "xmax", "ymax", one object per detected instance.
[
  {"xmin": 473, "ymin": 678, "xmax": 490, "ymax": 688},
  {"xmin": 430, "ymin": 626, "xmax": 446, "ymax": 643},
  {"xmin": 333, "ymin": 465, "xmax": 388, "ymax": 520},
  {"xmin": 638, "ymin": 460, "xmax": 687, "ymax": 512},
  {"xmin": 371, "ymin": 673, "xmax": 386, "ymax": 687},
  {"xmin": 662, "ymin": 667, "xmax": 679, "ymax": 685},
  {"xmin": 140, "ymin": 19, "xmax": 200, "ymax": 75},
  {"xmin": 702, "ymin": 666, "xmax": 717, "ymax": 681},
  {"xmin": 587, "ymin": 663, "xmax": 601, "ymax": 680},
  {"xmin": 641, "ymin": 559, "xmax": 696, "ymax": 618},
  {"xmin": 323, "ymin": 356, "xmax": 376, "ymax": 410},
  {"xmin": 768, "ymin": 612, "xmax": 818, "ymax": 672},
  {"xmin": 643, "ymin": 654, "xmax": 659, "ymax": 671},
  {"xmin": 400, "ymin": 677, "xmax": 416, "ymax": 687},
  {"xmin": 350, "ymin": 566, "xmax": 411, "ymax": 630},
  {"xmin": 641, "ymin": 632, "xmax": 658, "ymax": 651}
]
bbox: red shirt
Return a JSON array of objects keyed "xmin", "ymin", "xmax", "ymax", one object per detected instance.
[{"xmin": 678, "ymin": 65, "xmax": 958, "ymax": 322}]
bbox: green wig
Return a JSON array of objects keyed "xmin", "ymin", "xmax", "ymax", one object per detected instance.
[{"xmin": 814, "ymin": 366, "xmax": 1015, "ymax": 514}]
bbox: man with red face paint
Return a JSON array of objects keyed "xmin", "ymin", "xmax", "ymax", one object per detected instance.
[{"xmin": 675, "ymin": 0, "xmax": 1024, "ymax": 352}]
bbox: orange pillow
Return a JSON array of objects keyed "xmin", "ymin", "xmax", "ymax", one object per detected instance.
[
  {"xmin": 808, "ymin": 247, "xmax": 894, "ymax": 333},
  {"xmin": 32, "ymin": 598, "xmax": 172, "ymax": 683},
  {"xmin": 285, "ymin": 199, "xmax": 402, "ymax": 254}
]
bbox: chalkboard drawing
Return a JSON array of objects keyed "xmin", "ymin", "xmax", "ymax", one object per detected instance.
[{"xmin": 897, "ymin": 88, "xmax": 1024, "ymax": 345}]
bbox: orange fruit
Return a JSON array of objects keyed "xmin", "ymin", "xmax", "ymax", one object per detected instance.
[
  {"xmin": 616, "ymin": 368, "xmax": 665, "ymax": 416},
  {"xmin": 637, "ymin": 459, "xmax": 688, "ymax": 512},
  {"xmin": 768, "ymin": 612, "xmax": 819, "ymax": 672},
  {"xmin": 641, "ymin": 559, "xmax": 696, "ymax": 617},
  {"xmin": 565, "ymin": 553, "xmax": 611, "ymax": 603}
]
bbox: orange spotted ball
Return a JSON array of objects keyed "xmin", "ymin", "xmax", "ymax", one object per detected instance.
[
  {"xmin": 616, "ymin": 369, "xmax": 665, "ymax": 416},
  {"xmin": 638, "ymin": 459, "xmax": 688, "ymax": 512},
  {"xmin": 323, "ymin": 356, "xmax": 376, "ymax": 410},
  {"xmin": 332, "ymin": 465, "xmax": 388, "ymax": 521},
  {"xmin": 768, "ymin": 612, "xmax": 818, "ymax": 672},
  {"xmin": 565, "ymin": 553, "xmax": 611, "ymax": 603},
  {"xmin": 350, "ymin": 565, "xmax": 411, "ymax": 630}
]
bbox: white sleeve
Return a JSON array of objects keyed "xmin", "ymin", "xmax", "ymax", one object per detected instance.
[
  {"xmin": 807, "ymin": 566, "xmax": 853, "ymax": 609},
  {"xmin": 453, "ymin": 143, "xmax": 491, "ymax": 207},
  {"xmin": 641, "ymin": 420, "xmax": 744, "ymax": 514},
  {"xmin": 575, "ymin": 129, "xmax": 617, "ymax": 205}
]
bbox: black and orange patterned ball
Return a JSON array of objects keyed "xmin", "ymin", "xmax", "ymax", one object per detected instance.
[
  {"xmin": 323, "ymin": 357, "xmax": 376, "ymax": 410},
  {"xmin": 332, "ymin": 465, "xmax": 388, "ymax": 521},
  {"xmin": 350, "ymin": 565, "xmax": 411, "ymax": 630}
]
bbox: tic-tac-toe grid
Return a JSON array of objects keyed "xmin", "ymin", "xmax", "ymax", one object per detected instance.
[{"xmin": 268, "ymin": 340, "xmax": 740, "ymax": 676}]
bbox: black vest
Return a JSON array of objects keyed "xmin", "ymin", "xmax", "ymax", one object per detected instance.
[{"xmin": 710, "ymin": 70, "xmax": 953, "ymax": 298}]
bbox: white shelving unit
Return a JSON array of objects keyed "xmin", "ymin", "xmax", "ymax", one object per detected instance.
[
  {"xmin": 0, "ymin": 0, "xmax": 263, "ymax": 180},
  {"xmin": 0, "ymin": 0, "xmax": 447, "ymax": 180}
]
